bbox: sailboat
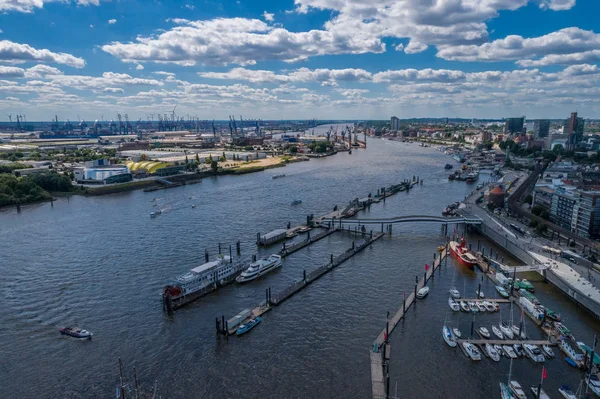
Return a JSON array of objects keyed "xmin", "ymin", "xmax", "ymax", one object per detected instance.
[{"xmin": 500, "ymin": 303, "xmax": 514, "ymax": 339}]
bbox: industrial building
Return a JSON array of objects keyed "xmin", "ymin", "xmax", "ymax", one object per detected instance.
[{"xmin": 74, "ymin": 165, "xmax": 131, "ymax": 184}]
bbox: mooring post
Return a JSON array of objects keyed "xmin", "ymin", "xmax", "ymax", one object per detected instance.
[
  {"xmin": 265, "ymin": 289, "xmax": 269, "ymax": 305},
  {"xmin": 414, "ymin": 284, "xmax": 417, "ymax": 299},
  {"xmin": 385, "ymin": 321, "xmax": 389, "ymax": 344},
  {"xmin": 257, "ymin": 232, "xmax": 261, "ymax": 245},
  {"xmin": 389, "ymin": 224, "xmax": 392, "ymax": 235},
  {"xmin": 236, "ymin": 240, "xmax": 241, "ymax": 256},
  {"xmin": 287, "ymin": 222, "xmax": 291, "ymax": 229},
  {"xmin": 225, "ymin": 321, "xmax": 229, "ymax": 338},
  {"xmin": 307, "ymin": 229, "xmax": 311, "ymax": 241},
  {"xmin": 470, "ymin": 318, "xmax": 475, "ymax": 339},
  {"xmin": 50, "ymin": 197, "xmax": 54, "ymax": 207},
  {"xmin": 403, "ymin": 292, "xmax": 406, "ymax": 313},
  {"xmin": 229, "ymin": 246, "xmax": 232, "ymax": 263},
  {"xmin": 330, "ymin": 254, "xmax": 334, "ymax": 265},
  {"xmin": 303, "ymin": 269, "xmax": 306, "ymax": 282},
  {"xmin": 218, "ymin": 243, "xmax": 221, "ymax": 255},
  {"xmin": 352, "ymin": 241, "xmax": 355, "ymax": 250},
  {"xmin": 252, "ymin": 254, "xmax": 256, "ymax": 262},
  {"xmin": 205, "ymin": 249, "xmax": 209, "ymax": 263},
  {"xmin": 268, "ymin": 287, "xmax": 272, "ymax": 304},
  {"xmin": 478, "ymin": 283, "xmax": 481, "ymax": 298},
  {"xmin": 216, "ymin": 317, "xmax": 220, "ymax": 334},
  {"xmin": 381, "ymin": 222, "xmax": 384, "ymax": 233},
  {"xmin": 221, "ymin": 315, "xmax": 225, "ymax": 334},
  {"xmin": 424, "ymin": 271, "xmax": 427, "ymax": 283}
]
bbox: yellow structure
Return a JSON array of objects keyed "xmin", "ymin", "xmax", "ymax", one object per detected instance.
[{"xmin": 124, "ymin": 161, "xmax": 171, "ymax": 174}]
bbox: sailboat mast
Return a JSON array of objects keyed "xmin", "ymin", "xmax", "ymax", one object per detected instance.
[{"xmin": 119, "ymin": 358, "xmax": 125, "ymax": 399}]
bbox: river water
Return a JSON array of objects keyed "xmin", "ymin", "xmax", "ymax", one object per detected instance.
[{"xmin": 0, "ymin": 126, "xmax": 598, "ymax": 398}]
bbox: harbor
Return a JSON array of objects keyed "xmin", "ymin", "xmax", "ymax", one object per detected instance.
[{"xmin": 2, "ymin": 135, "xmax": 599, "ymax": 399}]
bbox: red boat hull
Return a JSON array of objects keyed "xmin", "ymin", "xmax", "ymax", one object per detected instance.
[{"xmin": 449, "ymin": 241, "xmax": 477, "ymax": 269}]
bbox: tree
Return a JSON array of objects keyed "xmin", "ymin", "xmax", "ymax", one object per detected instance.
[
  {"xmin": 487, "ymin": 202, "xmax": 496, "ymax": 212},
  {"xmin": 552, "ymin": 144, "xmax": 564, "ymax": 153},
  {"xmin": 289, "ymin": 146, "xmax": 298, "ymax": 154},
  {"xmin": 535, "ymin": 223, "xmax": 547, "ymax": 234},
  {"xmin": 540, "ymin": 210, "xmax": 549, "ymax": 220},
  {"xmin": 195, "ymin": 153, "xmax": 200, "ymax": 163},
  {"xmin": 531, "ymin": 205, "xmax": 543, "ymax": 216},
  {"xmin": 524, "ymin": 194, "xmax": 533, "ymax": 205},
  {"xmin": 529, "ymin": 219, "xmax": 539, "ymax": 228},
  {"xmin": 210, "ymin": 160, "xmax": 219, "ymax": 174}
]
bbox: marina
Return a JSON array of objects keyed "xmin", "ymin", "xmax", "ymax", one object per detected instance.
[{"xmin": 2, "ymin": 135, "xmax": 599, "ymax": 399}]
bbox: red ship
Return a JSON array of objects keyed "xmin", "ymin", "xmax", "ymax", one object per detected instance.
[{"xmin": 449, "ymin": 237, "xmax": 478, "ymax": 268}]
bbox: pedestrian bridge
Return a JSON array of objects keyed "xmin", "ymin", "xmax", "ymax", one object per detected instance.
[{"xmin": 321, "ymin": 215, "xmax": 483, "ymax": 226}]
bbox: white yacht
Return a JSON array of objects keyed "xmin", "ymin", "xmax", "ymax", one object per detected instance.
[
  {"xmin": 500, "ymin": 322, "xmax": 514, "ymax": 339},
  {"xmin": 478, "ymin": 327, "xmax": 491, "ymax": 339},
  {"xmin": 463, "ymin": 342, "xmax": 481, "ymax": 360},
  {"xmin": 509, "ymin": 381, "xmax": 527, "ymax": 399},
  {"xmin": 449, "ymin": 288, "xmax": 461, "ymax": 299},
  {"xmin": 486, "ymin": 343, "xmax": 501, "ymax": 362},
  {"xmin": 511, "ymin": 325, "xmax": 527, "ymax": 339},
  {"xmin": 476, "ymin": 302, "xmax": 487, "ymax": 312},
  {"xmin": 460, "ymin": 301, "xmax": 470, "ymax": 312},
  {"xmin": 448, "ymin": 297, "xmax": 460, "ymax": 312},
  {"xmin": 503, "ymin": 345, "xmax": 518, "ymax": 359},
  {"xmin": 236, "ymin": 255, "xmax": 282, "ymax": 283},
  {"xmin": 586, "ymin": 374, "xmax": 600, "ymax": 396},
  {"xmin": 416, "ymin": 286, "xmax": 429, "ymax": 299},
  {"xmin": 558, "ymin": 385, "xmax": 578, "ymax": 399},
  {"xmin": 542, "ymin": 345, "xmax": 555, "ymax": 358},
  {"xmin": 453, "ymin": 328, "xmax": 462, "ymax": 338},
  {"xmin": 492, "ymin": 325, "xmax": 504, "ymax": 340},
  {"xmin": 523, "ymin": 344, "xmax": 545, "ymax": 363},
  {"xmin": 442, "ymin": 326, "xmax": 457, "ymax": 347}
]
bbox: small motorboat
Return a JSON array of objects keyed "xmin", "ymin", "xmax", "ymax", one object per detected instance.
[
  {"xmin": 476, "ymin": 302, "xmax": 487, "ymax": 312},
  {"xmin": 448, "ymin": 297, "xmax": 460, "ymax": 312},
  {"xmin": 511, "ymin": 325, "xmax": 526, "ymax": 339},
  {"xmin": 191, "ymin": 205, "xmax": 196, "ymax": 209},
  {"xmin": 272, "ymin": 174, "xmax": 286, "ymax": 179},
  {"xmin": 523, "ymin": 344, "xmax": 545, "ymax": 363},
  {"xmin": 442, "ymin": 326, "xmax": 457, "ymax": 347},
  {"xmin": 509, "ymin": 380, "xmax": 527, "ymax": 399},
  {"xmin": 513, "ymin": 344, "xmax": 525, "ymax": 357},
  {"xmin": 542, "ymin": 344, "xmax": 555, "ymax": 358},
  {"xmin": 530, "ymin": 386, "xmax": 551, "ymax": 399},
  {"xmin": 478, "ymin": 327, "xmax": 491, "ymax": 339},
  {"xmin": 460, "ymin": 301, "xmax": 470, "ymax": 312},
  {"xmin": 463, "ymin": 342, "xmax": 481, "ymax": 361},
  {"xmin": 558, "ymin": 385, "xmax": 578, "ymax": 399},
  {"xmin": 59, "ymin": 327, "xmax": 92, "ymax": 340},
  {"xmin": 586, "ymin": 374, "xmax": 600, "ymax": 396},
  {"xmin": 500, "ymin": 322, "xmax": 514, "ymax": 339},
  {"xmin": 236, "ymin": 317, "xmax": 262, "ymax": 336},
  {"xmin": 150, "ymin": 210, "xmax": 161, "ymax": 218},
  {"xmin": 416, "ymin": 286, "xmax": 429, "ymax": 299},
  {"xmin": 469, "ymin": 302, "xmax": 478, "ymax": 313},
  {"xmin": 476, "ymin": 289, "xmax": 485, "ymax": 299},
  {"xmin": 496, "ymin": 285, "xmax": 509, "ymax": 299},
  {"xmin": 285, "ymin": 231, "xmax": 298, "ymax": 239},
  {"xmin": 297, "ymin": 226, "xmax": 311, "ymax": 233},
  {"xmin": 453, "ymin": 328, "xmax": 462, "ymax": 338},
  {"xmin": 483, "ymin": 301, "xmax": 496, "ymax": 312},
  {"xmin": 500, "ymin": 383, "xmax": 513, "ymax": 399},
  {"xmin": 494, "ymin": 344, "xmax": 504, "ymax": 357},
  {"xmin": 502, "ymin": 345, "xmax": 518, "ymax": 359},
  {"xmin": 492, "ymin": 325, "xmax": 504, "ymax": 340},
  {"xmin": 486, "ymin": 343, "xmax": 501, "ymax": 362},
  {"xmin": 291, "ymin": 199, "xmax": 302, "ymax": 205},
  {"xmin": 493, "ymin": 302, "xmax": 501, "ymax": 312},
  {"xmin": 449, "ymin": 288, "xmax": 461, "ymax": 299}
]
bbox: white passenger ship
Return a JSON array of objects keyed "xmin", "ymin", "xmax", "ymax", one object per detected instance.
[{"xmin": 236, "ymin": 254, "xmax": 282, "ymax": 283}]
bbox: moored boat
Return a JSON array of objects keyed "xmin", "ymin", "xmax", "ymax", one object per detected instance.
[
  {"xmin": 448, "ymin": 297, "xmax": 460, "ymax": 312},
  {"xmin": 558, "ymin": 385, "xmax": 578, "ymax": 399},
  {"xmin": 478, "ymin": 327, "xmax": 491, "ymax": 339},
  {"xmin": 236, "ymin": 254, "xmax": 283, "ymax": 283},
  {"xmin": 150, "ymin": 210, "xmax": 161, "ymax": 218},
  {"xmin": 476, "ymin": 302, "xmax": 487, "ymax": 312},
  {"xmin": 460, "ymin": 301, "xmax": 470, "ymax": 312},
  {"xmin": 453, "ymin": 328, "xmax": 462, "ymax": 338},
  {"xmin": 416, "ymin": 286, "xmax": 429, "ymax": 299},
  {"xmin": 449, "ymin": 237, "xmax": 478, "ymax": 268},
  {"xmin": 500, "ymin": 322, "xmax": 514, "ymax": 339},
  {"xmin": 469, "ymin": 302, "xmax": 478, "ymax": 313},
  {"xmin": 542, "ymin": 344, "xmax": 555, "ymax": 358},
  {"xmin": 483, "ymin": 301, "xmax": 496, "ymax": 312},
  {"xmin": 511, "ymin": 325, "xmax": 526, "ymax": 339},
  {"xmin": 449, "ymin": 288, "xmax": 461, "ymax": 299},
  {"xmin": 486, "ymin": 343, "xmax": 501, "ymax": 361},
  {"xmin": 523, "ymin": 344, "xmax": 545, "ymax": 363},
  {"xmin": 513, "ymin": 344, "xmax": 525, "ymax": 357},
  {"xmin": 509, "ymin": 381, "xmax": 527, "ymax": 399},
  {"xmin": 271, "ymin": 174, "xmax": 286, "ymax": 179},
  {"xmin": 291, "ymin": 199, "xmax": 302, "ymax": 205},
  {"xmin": 59, "ymin": 327, "xmax": 92, "ymax": 340},
  {"xmin": 530, "ymin": 386, "xmax": 551, "ymax": 399},
  {"xmin": 442, "ymin": 326, "xmax": 457, "ymax": 347},
  {"xmin": 496, "ymin": 285, "xmax": 509, "ymax": 298},
  {"xmin": 502, "ymin": 345, "xmax": 518, "ymax": 359},
  {"xmin": 499, "ymin": 383, "xmax": 514, "ymax": 399},
  {"xmin": 236, "ymin": 316, "xmax": 262, "ymax": 335},
  {"xmin": 462, "ymin": 342, "xmax": 481, "ymax": 360},
  {"xmin": 587, "ymin": 375, "xmax": 600, "ymax": 396},
  {"xmin": 492, "ymin": 325, "xmax": 504, "ymax": 340}
]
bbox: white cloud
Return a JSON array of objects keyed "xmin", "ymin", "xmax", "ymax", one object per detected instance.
[
  {"xmin": 24, "ymin": 64, "xmax": 63, "ymax": 78},
  {"xmin": 0, "ymin": 65, "xmax": 25, "ymax": 77},
  {"xmin": 0, "ymin": 0, "xmax": 101, "ymax": 13},
  {"xmin": 394, "ymin": 43, "xmax": 404, "ymax": 52},
  {"xmin": 108, "ymin": 19, "xmax": 117, "ymax": 24},
  {"xmin": 404, "ymin": 41, "xmax": 428, "ymax": 54},
  {"xmin": 263, "ymin": 11, "xmax": 274, "ymax": 22},
  {"xmin": 538, "ymin": 0, "xmax": 576, "ymax": 11},
  {"xmin": 437, "ymin": 27, "xmax": 600, "ymax": 67},
  {"xmin": 0, "ymin": 40, "xmax": 85, "ymax": 67},
  {"xmin": 102, "ymin": 17, "xmax": 385, "ymax": 66},
  {"xmin": 135, "ymin": 64, "xmax": 144, "ymax": 70},
  {"xmin": 199, "ymin": 67, "xmax": 373, "ymax": 85},
  {"xmin": 184, "ymin": 4, "xmax": 195, "ymax": 10}
]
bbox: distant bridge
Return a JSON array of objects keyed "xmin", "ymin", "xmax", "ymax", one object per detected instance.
[{"xmin": 321, "ymin": 215, "xmax": 483, "ymax": 226}]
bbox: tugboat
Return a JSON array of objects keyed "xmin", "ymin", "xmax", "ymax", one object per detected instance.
[
  {"xmin": 448, "ymin": 237, "xmax": 478, "ymax": 268},
  {"xmin": 59, "ymin": 327, "xmax": 92, "ymax": 340}
]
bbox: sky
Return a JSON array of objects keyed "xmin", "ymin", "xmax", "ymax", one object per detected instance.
[{"xmin": 0, "ymin": 0, "xmax": 599, "ymax": 121}]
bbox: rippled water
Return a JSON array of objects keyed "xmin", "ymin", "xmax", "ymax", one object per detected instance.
[{"xmin": 1, "ymin": 128, "xmax": 598, "ymax": 398}]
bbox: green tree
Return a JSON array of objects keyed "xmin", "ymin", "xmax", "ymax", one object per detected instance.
[
  {"xmin": 531, "ymin": 205, "xmax": 543, "ymax": 216},
  {"xmin": 524, "ymin": 194, "xmax": 533, "ymax": 205},
  {"xmin": 210, "ymin": 160, "xmax": 219, "ymax": 174},
  {"xmin": 289, "ymin": 146, "xmax": 298, "ymax": 154},
  {"xmin": 540, "ymin": 210, "xmax": 549, "ymax": 220}
]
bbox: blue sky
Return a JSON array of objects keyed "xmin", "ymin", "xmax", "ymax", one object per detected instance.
[{"xmin": 0, "ymin": 0, "xmax": 599, "ymax": 121}]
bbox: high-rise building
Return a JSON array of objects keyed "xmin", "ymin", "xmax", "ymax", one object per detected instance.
[
  {"xmin": 533, "ymin": 119, "xmax": 550, "ymax": 138},
  {"xmin": 505, "ymin": 117, "xmax": 524, "ymax": 134},
  {"xmin": 391, "ymin": 116, "xmax": 400, "ymax": 131},
  {"xmin": 565, "ymin": 112, "xmax": 585, "ymax": 149}
]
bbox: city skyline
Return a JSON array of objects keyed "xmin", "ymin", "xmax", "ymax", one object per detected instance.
[{"xmin": 0, "ymin": 0, "xmax": 600, "ymax": 120}]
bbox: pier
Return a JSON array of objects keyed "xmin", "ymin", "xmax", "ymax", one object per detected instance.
[
  {"xmin": 279, "ymin": 226, "xmax": 337, "ymax": 258},
  {"xmin": 223, "ymin": 231, "xmax": 385, "ymax": 335},
  {"xmin": 370, "ymin": 245, "xmax": 449, "ymax": 399}
]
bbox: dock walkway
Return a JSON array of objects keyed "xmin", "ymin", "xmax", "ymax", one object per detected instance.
[
  {"xmin": 226, "ymin": 231, "xmax": 385, "ymax": 335},
  {"xmin": 370, "ymin": 246, "xmax": 448, "ymax": 399},
  {"xmin": 280, "ymin": 227, "xmax": 337, "ymax": 258}
]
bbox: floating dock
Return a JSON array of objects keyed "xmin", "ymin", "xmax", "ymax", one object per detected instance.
[
  {"xmin": 225, "ymin": 231, "xmax": 385, "ymax": 335},
  {"xmin": 370, "ymin": 245, "xmax": 448, "ymax": 399},
  {"xmin": 279, "ymin": 227, "xmax": 337, "ymax": 258}
]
